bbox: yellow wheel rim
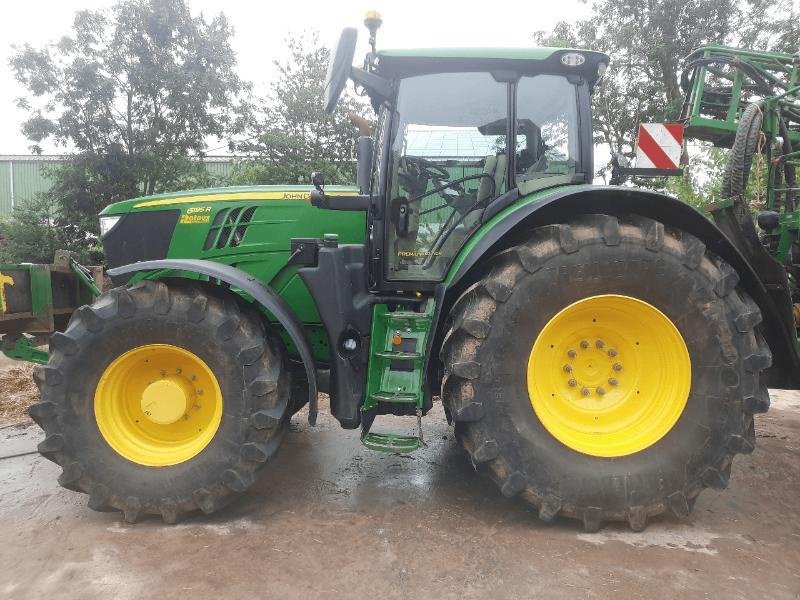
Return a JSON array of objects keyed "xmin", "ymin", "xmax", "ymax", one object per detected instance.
[
  {"xmin": 527, "ymin": 294, "xmax": 691, "ymax": 457},
  {"xmin": 94, "ymin": 344, "xmax": 223, "ymax": 467}
]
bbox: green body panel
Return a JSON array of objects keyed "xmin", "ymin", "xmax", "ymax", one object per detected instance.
[
  {"xmin": 361, "ymin": 301, "xmax": 435, "ymax": 453},
  {"xmin": 103, "ymin": 185, "xmax": 367, "ymax": 359},
  {"xmin": 777, "ymin": 210, "xmax": 800, "ymax": 264},
  {"xmin": 445, "ymin": 184, "xmax": 586, "ymax": 285},
  {"xmin": 364, "ymin": 302, "xmax": 435, "ymax": 411}
]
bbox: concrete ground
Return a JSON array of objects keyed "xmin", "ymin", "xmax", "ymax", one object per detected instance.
[{"xmin": 1, "ymin": 386, "xmax": 799, "ymax": 599}]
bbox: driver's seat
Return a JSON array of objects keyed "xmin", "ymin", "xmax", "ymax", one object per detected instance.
[{"xmin": 477, "ymin": 154, "xmax": 507, "ymax": 203}]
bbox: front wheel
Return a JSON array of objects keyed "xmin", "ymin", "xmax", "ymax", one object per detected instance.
[
  {"xmin": 442, "ymin": 214, "xmax": 771, "ymax": 531},
  {"xmin": 30, "ymin": 280, "xmax": 290, "ymax": 523}
]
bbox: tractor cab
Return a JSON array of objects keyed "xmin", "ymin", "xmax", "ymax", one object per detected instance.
[{"xmin": 318, "ymin": 19, "xmax": 608, "ymax": 290}]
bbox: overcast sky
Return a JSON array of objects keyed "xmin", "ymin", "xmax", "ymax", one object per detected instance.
[{"xmin": 0, "ymin": 0, "xmax": 592, "ymax": 155}]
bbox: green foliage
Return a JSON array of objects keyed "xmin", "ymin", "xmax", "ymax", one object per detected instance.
[
  {"xmin": 228, "ymin": 32, "xmax": 369, "ymax": 186},
  {"xmin": 663, "ymin": 145, "xmax": 728, "ymax": 210},
  {"xmin": 5, "ymin": 0, "xmax": 249, "ymax": 263},
  {"xmin": 0, "ymin": 194, "xmax": 86, "ymax": 264},
  {"xmin": 738, "ymin": 0, "xmax": 800, "ymax": 53}
]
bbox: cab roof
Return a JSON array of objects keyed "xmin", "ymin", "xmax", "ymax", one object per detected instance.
[
  {"xmin": 378, "ymin": 47, "xmax": 564, "ymax": 60},
  {"xmin": 375, "ymin": 46, "xmax": 609, "ymax": 83}
]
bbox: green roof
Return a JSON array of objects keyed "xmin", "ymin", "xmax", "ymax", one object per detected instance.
[
  {"xmin": 375, "ymin": 47, "xmax": 610, "ymax": 81},
  {"xmin": 378, "ymin": 47, "xmax": 565, "ymax": 61}
]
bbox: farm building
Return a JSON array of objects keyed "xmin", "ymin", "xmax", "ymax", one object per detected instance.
[{"xmin": 0, "ymin": 155, "xmax": 235, "ymax": 216}]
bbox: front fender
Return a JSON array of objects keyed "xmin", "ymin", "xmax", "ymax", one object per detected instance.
[
  {"xmin": 107, "ymin": 259, "xmax": 320, "ymax": 424},
  {"xmin": 441, "ymin": 185, "xmax": 799, "ymax": 389}
]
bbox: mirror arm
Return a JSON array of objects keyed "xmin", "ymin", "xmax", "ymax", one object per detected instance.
[
  {"xmin": 311, "ymin": 190, "xmax": 372, "ymax": 211},
  {"xmin": 350, "ymin": 67, "xmax": 393, "ymax": 104}
]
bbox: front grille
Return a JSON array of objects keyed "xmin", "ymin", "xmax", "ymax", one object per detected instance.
[
  {"xmin": 203, "ymin": 206, "xmax": 257, "ymax": 250},
  {"xmin": 103, "ymin": 210, "xmax": 180, "ymax": 270}
]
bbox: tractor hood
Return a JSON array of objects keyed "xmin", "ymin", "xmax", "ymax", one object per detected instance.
[
  {"xmin": 98, "ymin": 184, "xmax": 365, "ymax": 272},
  {"xmin": 99, "ymin": 184, "xmax": 359, "ymax": 216}
]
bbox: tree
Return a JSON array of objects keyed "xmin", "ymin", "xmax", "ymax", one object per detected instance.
[
  {"xmin": 0, "ymin": 194, "xmax": 66, "ymax": 264},
  {"xmin": 535, "ymin": 0, "xmax": 798, "ymax": 206},
  {"xmin": 536, "ymin": 0, "xmax": 738, "ymax": 165},
  {"xmin": 229, "ymin": 32, "xmax": 369, "ymax": 186},
  {"xmin": 738, "ymin": 0, "xmax": 800, "ymax": 54},
  {"xmin": 5, "ymin": 0, "xmax": 250, "ymax": 262}
]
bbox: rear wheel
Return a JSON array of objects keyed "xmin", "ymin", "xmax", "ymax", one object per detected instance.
[
  {"xmin": 30, "ymin": 280, "xmax": 290, "ymax": 523},
  {"xmin": 442, "ymin": 214, "xmax": 772, "ymax": 531}
]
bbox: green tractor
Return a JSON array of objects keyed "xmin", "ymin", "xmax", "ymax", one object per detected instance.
[{"xmin": 2, "ymin": 14, "xmax": 798, "ymax": 531}]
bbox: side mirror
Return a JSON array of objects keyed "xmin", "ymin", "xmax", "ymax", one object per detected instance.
[
  {"xmin": 355, "ymin": 136, "xmax": 374, "ymax": 195},
  {"xmin": 311, "ymin": 171, "xmax": 325, "ymax": 192},
  {"xmin": 323, "ymin": 28, "xmax": 358, "ymax": 113}
]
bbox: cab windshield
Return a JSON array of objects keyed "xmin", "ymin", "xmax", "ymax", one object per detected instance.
[{"xmin": 385, "ymin": 71, "xmax": 580, "ymax": 281}]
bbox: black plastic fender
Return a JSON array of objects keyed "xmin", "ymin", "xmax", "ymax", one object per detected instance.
[
  {"xmin": 107, "ymin": 259, "xmax": 320, "ymax": 424},
  {"xmin": 438, "ymin": 185, "xmax": 800, "ymax": 389}
]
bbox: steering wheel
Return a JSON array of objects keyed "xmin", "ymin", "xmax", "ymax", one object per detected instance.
[
  {"xmin": 398, "ymin": 156, "xmax": 460, "ymax": 205},
  {"xmin": 408, "ymin": 156, "xmax": 450, "ymax": 180}
]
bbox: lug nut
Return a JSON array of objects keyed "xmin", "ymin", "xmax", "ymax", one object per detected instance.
[
  {"xmin": 563, "ymin": 364, "xmax": 573, "ymax": 373},
  {"xmin": 608, "ymin": 377, "xmax": 619, "ymax": 386},
  {"xmin": 608, "ymin": 349, "xmax": 618, "ymax": 357},
  {"xmin": 612, "ymin": 363, "xmax": 623, "ymax": 372},
  {"xmin": 595, "ymin": 340, "xmax": 605, "ymax": 349},
  {"xmin": 597, "ymin": 387, "xmax": 606, "ymax": 396},
  {"xmin": 581, "ymin": 387, "xmax": 590, "ymax": 396},
  {"xmin": 580, "ymin": 340, "xmax": 590, "ymax": 349},
  {"xmin": 567, "ymin": 349, "xmax": 577, "ymax": 358},
  {"xmin": 568, "ymin": 378, "xmax": 577, "ymax": 387}
]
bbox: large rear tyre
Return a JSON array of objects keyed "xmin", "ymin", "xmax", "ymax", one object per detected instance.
[
  {"xmin": 442, "ymin": 214, "xmax": 771, "ymax": 531},
  {"xmin": 30, "ymin": 280, "xmax": 290, "ymax": 523}
]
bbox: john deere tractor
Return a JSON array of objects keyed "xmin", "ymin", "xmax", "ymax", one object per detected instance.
[{"xmin": 2, "ymin": 14, "xmax": 798, "ymax": 531}]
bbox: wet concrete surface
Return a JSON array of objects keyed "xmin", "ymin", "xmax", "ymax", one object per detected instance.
[{"xmin": 1, "ymin": 391, "xmax": 799, "ymax": 600}]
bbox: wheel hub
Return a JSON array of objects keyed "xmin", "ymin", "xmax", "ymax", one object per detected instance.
[
  {"xmin": 140, "ymin": 376, "xmax": 194, "ymax": 425},
  {"xmin": 95, "ymin": 344, "xmax": 223, "ymax": 467},
  {"xmin": 562, "ymin": 340, "xmax": 625, "ymax": 409},
  {"xmin": 527, "ymin": 294, "xmax": 691, "ymax": 457}
]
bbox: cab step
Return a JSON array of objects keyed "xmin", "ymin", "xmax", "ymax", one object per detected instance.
[
  {"xmin": 361, "ymin": 432, "xmax": 422, "ymax": 453},
  {"xmin": 367, "ymin": 391, "xmax": 419, "ymax": 404},
  {"xmin": 373, "ymin": 350, "xmax": 423, "ymax": 360}
]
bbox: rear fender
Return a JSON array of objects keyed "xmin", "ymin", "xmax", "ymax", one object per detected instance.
[
  {"xmin": 107, "ymin": 259, "xmax": 320, "ymax": 423},
  {"xmin": 435, "ymin": 185, "xmax": 800, "ymax": 389}
]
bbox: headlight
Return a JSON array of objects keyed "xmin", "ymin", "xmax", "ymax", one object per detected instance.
[
  {"xmin": 560, "ymin": 52, "xmax": 586, "ymax": 67},
  {"xmin": 99, "ymin": 215, "xmax": 122, "ymax": 237}
]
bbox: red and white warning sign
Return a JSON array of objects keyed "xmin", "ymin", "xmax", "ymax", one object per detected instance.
[{"xmin": 635, "ymin": 123, "xmax": 684, "ymax": 170}]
